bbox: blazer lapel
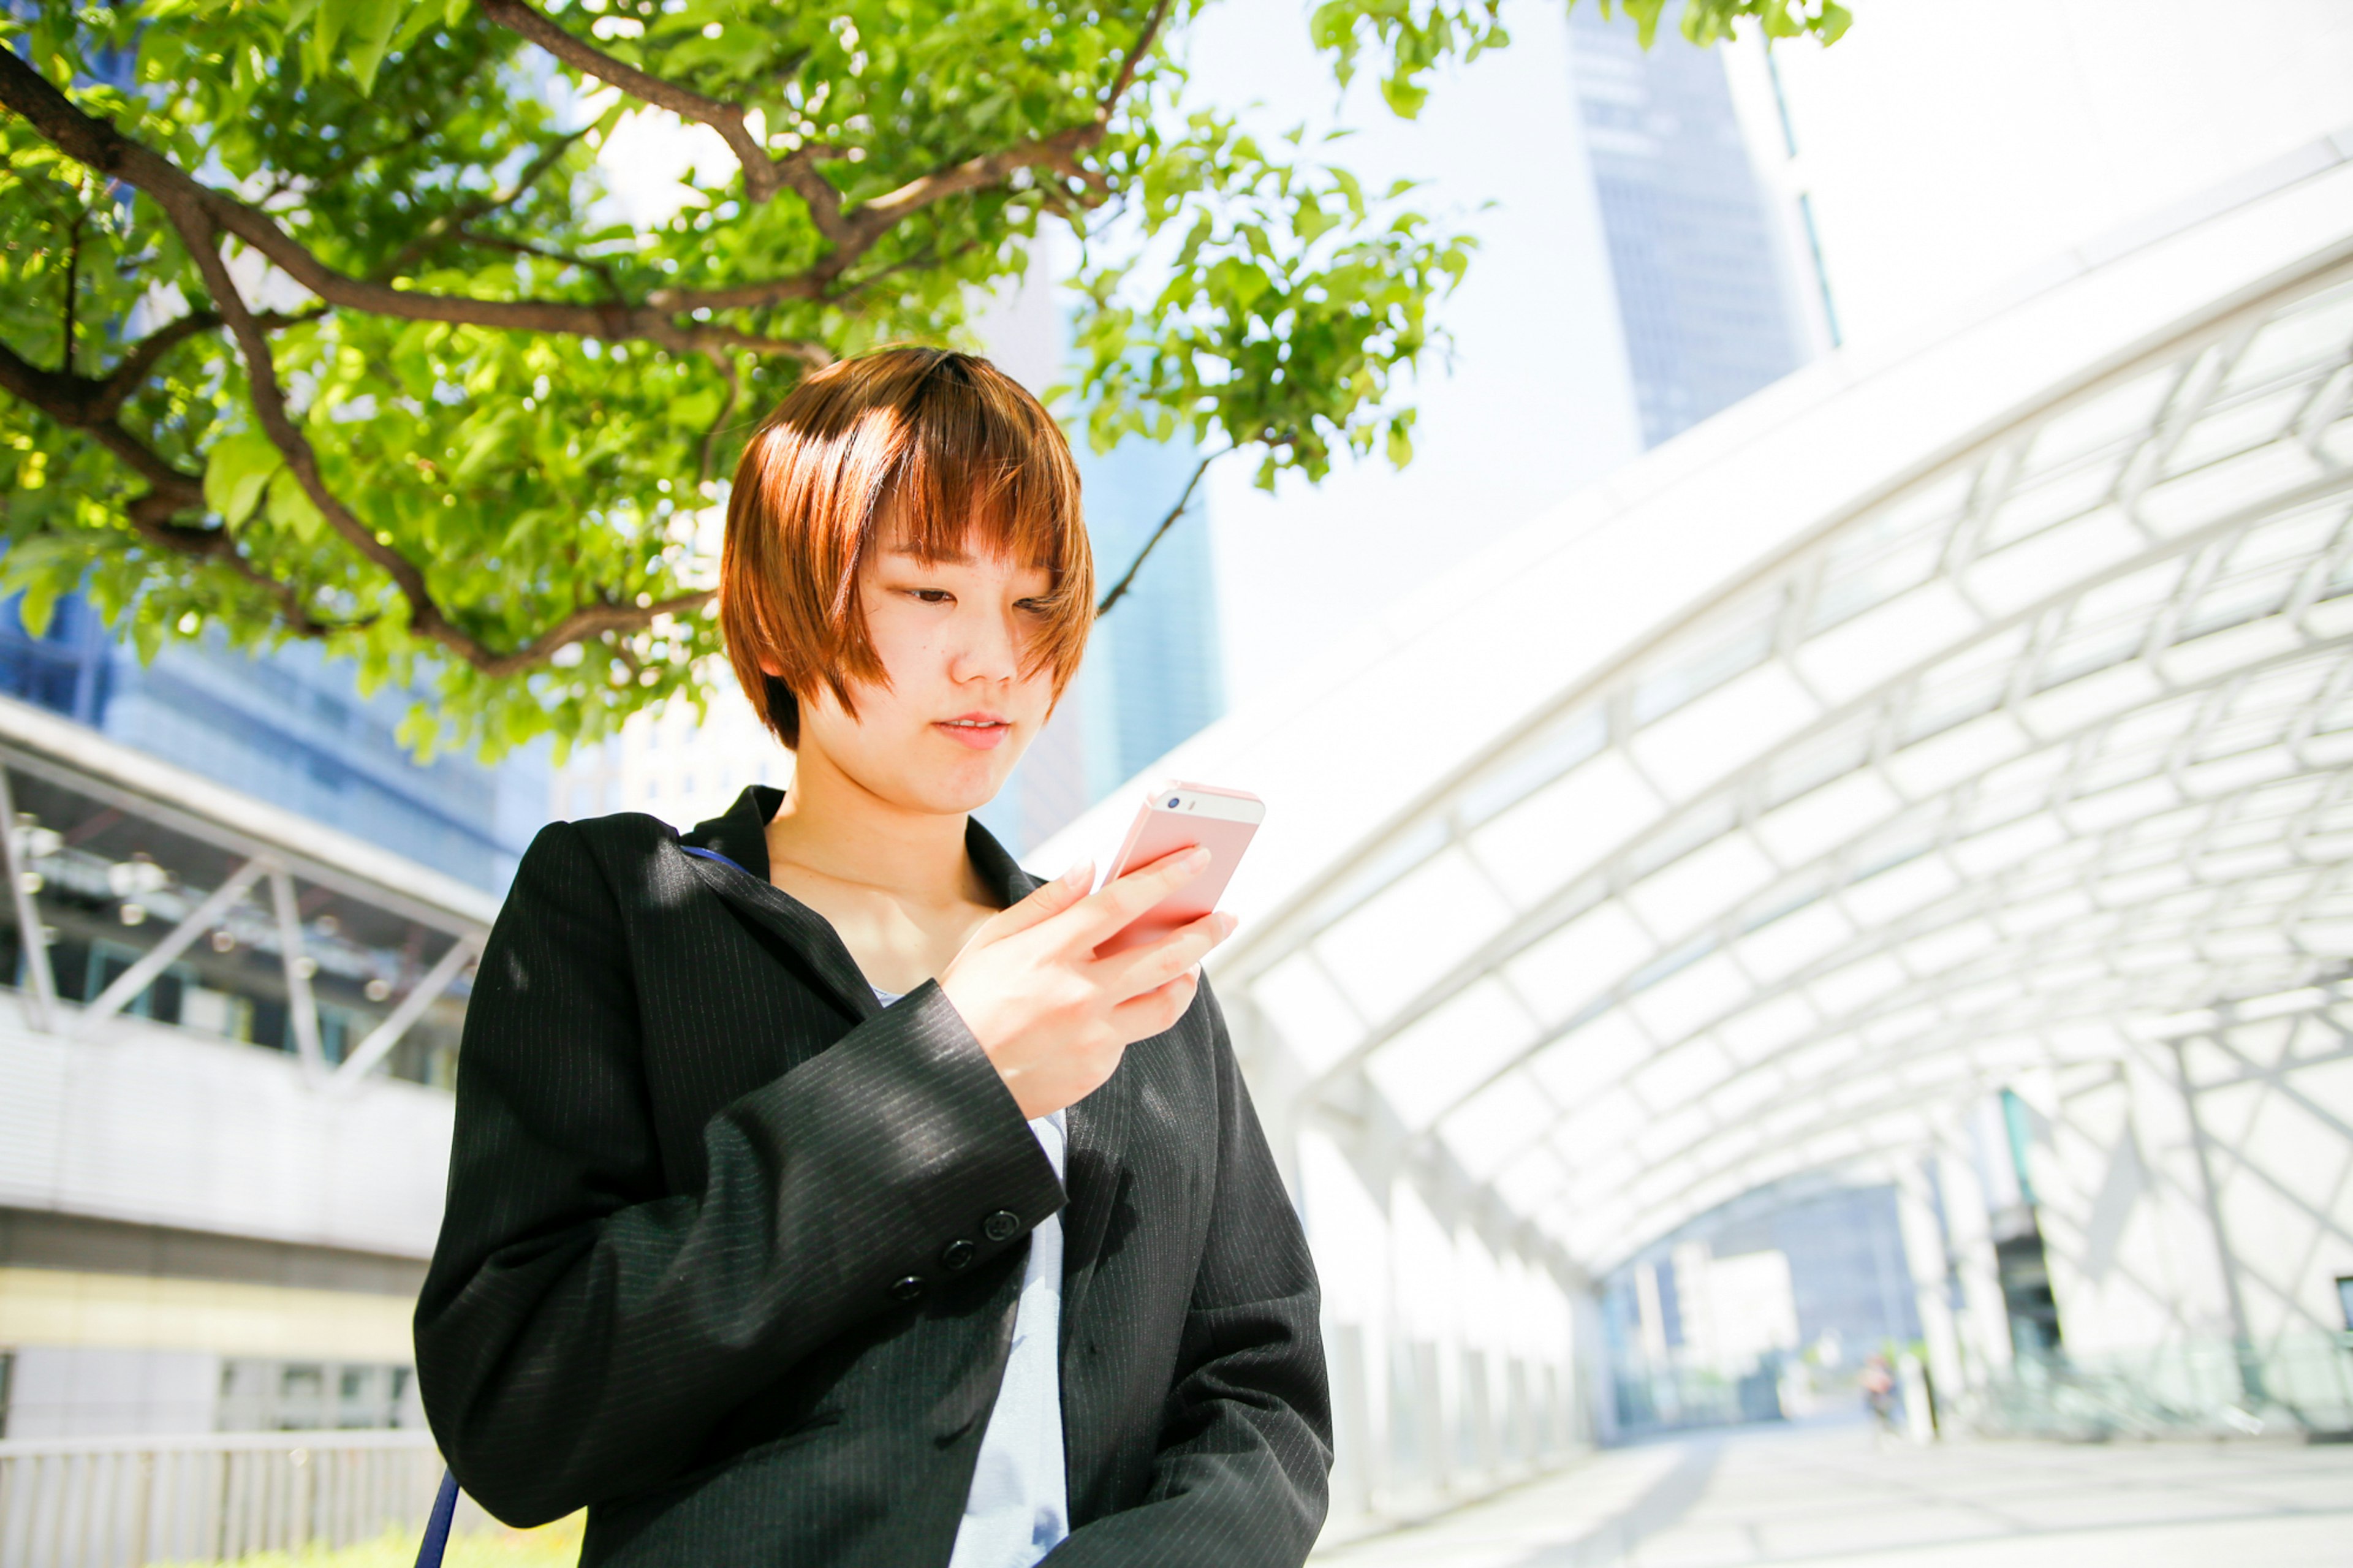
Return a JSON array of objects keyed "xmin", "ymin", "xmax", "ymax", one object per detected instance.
[
  {"xmin": 681, "ymin": 787, "xmax": 879, "ymax": 1025},
  {"xmin": 681, "ymin": 854, "xmax": 881, "ymax": 1025}
]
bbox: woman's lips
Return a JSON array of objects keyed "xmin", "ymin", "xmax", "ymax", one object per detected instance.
[{"xmin": 934, "ymin": 718, "xmax": 1012, "ymax": 751}]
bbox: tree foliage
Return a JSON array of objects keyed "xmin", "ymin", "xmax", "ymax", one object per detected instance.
[{"xmin": 0, "ymin": 0, "xmax": 1842, "ymax": 758}]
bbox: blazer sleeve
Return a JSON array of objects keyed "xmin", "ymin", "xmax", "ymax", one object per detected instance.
[
  {"xmin": 1048, "ymin": 985, "xmax": 1334, "ymax": 1567},
  {"xmin": 411, "ymin": 821, "xmax": 1065, "ymax": 1526}
]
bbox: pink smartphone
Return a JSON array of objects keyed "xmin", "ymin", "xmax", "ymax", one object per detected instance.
[{"xmin": 1092, "ymin": 781, "xmax": 1265, "ymax": 957}]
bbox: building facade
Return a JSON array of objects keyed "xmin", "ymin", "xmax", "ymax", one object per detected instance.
[
  {"xmin": 1567, "ymin": 1, "xmax": 1811, "ymax": 446},
  {"xmin": 0, "ymin": 596, "xmax": 543, "ymax": 893}
]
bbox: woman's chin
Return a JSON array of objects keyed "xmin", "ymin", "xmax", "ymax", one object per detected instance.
[{"xmin": 896, "ymin": 756, "xmax": 1017, "ymax": 818}]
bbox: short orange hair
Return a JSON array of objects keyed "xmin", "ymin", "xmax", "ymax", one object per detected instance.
[{"xmin": 719, "ymin": 347, "xmax": 1094, "ymax": 748}]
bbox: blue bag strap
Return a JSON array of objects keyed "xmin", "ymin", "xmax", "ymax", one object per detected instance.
[{"xmin": 414, "ymin": 1467, "xmax": 460, "ymax": 1568}]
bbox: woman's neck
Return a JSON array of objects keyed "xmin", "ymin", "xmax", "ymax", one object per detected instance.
[{"xmin": 762, "ymin": 741, "xmax": 985, "ymax": 909}]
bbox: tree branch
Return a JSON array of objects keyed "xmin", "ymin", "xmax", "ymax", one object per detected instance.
[
  {"xmin": 479, "ymin": 1, "xmax": 774, "ymax": 194},
  {"xmin": 376, "ymin": 127, "xmax": 588, "ymax": 278},
  {"xmin": 0, "ymin": 26, "xmax": 1157, "ymax": 355},
  {"xmin": 1096, "ymin": 450, "xmax": 1218, "ymax": 616},
  {"xmin": 170, "ymin": 211, "xmax": 467, "ymax": 646},
  {"xmin": 0, "ymin": 47, "xmax": 812, "ymax": 341},
  {"xmin": 59, "ymin": 210, "xmax": 83, "ymax": 375},
  {"xmin": 452, "ymin": 226, "xmax": 627, "ymax": 301},
  {"xmin": 0, "ymin": 335, "xmax": 366, "ymax": 638},
  {"xmin": 167, "ymin": 211, "xmax": 705, "ymax": 676},
  {"xmin": 1105, "ymin": 0, "xmax": 1177, "ymax": 116}
]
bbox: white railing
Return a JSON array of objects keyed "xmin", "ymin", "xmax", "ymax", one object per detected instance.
[{"xmin": 0, "ymin": 1430, "xmax": 449, "ymax": 1568}]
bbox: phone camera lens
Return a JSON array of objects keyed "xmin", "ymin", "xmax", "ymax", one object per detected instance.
[{"xmin": 1167, "ymin": 797, "xmax": 1180, "ymax": 809}]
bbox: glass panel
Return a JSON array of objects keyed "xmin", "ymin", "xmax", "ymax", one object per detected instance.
[
  {"xmin": 1626, "ymin": 951, "xmax": 1748, "ymax": 1048},
  {"xmin": 1630, "ymin": 662, "xmax": 1820, "ymax": 801},
  {"xmin": 1628, "ymin": 597, "xmax": 1778, "ymax": 728},
  {"xmin": 1842, "ymin": 854, "xmax": 1961, "ymax": 927},
  {"xmin": 1314, "ymin": 847, "xmax": 1514, "ymax": 1026},
  {"xmin": 1735, "ymin": 897, "xmax": 1854, "ymax": 983},
  {"xmin": 1504, "ymin": 898, "xmax": 1654, "ymax": 1026},
  {"xmin": 1452, "ymin": 705, "xmax": 1608, "ymax": 832},
  {"xmin": 1471, "ymin": 752, "xmax": 1664, "ymax": 909},
  {"xmin": 1975, "ymin": 459, "xmax": 2126, "ymax": 561},
  {"xmin": 2021, "ymin": 662, "xmax": 2166, "ymax": 738},
  {"xmin": 2220, "ymin": 281, "xmax": 2353, "ymax": 396},
  {"xmin": 1627, "ymin": 1037, "xmax": 1735, "ymax": 1116},
  {"xmin": 2019, "ymin": 365, "xmax": 2176, "ymax": 482},
  {"xmin": 1625, "ymin": 834, "xmax": 1776, "ymax": 939},
  {"xmin": 1755, "ymin": 768, "xmax": 1903, "ymax": 868},
  {"xmin": 1365, "ymin": 978, "xmax": 1540, "ymax": 1132},
  {"xmin": 2167, "ymin": 384, "xmax": 2319, "ymax": 476},
  {"xmin": 1898, "ymin": 916, "xmax": 2001, "ymax": 979},
  {"xmin": 1759, "ymin": 719, "xmax": 1873, "ymax": 812},
  {"xmin": 2139, "ymin": 439, "xmax": 2324, "ymax": 538},
  {"xmin": 1796, "ymin": 581, "xmax": 1985, "ymax": 706},
  {"xmin": 1526, "ymin": 1012, "xmax": 1652, "ymax": 1113},
  {"xmin": 1438, "ymin": 1069, "xmax": 1559, "ymax": 1180},
  {"xmin": 1809, "ymin": 954, "xmax": 1910, "ymax": 1021}
]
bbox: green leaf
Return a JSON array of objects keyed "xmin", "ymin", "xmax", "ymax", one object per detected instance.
[
  {"xmin": 346, "ymin": 0, "xmax": 409, "ymax": 96},
  {"xmin": 264, "ymin": 468, "xmax": 327, "ymax": 542},
  {"xmin": 202, "ymin": 431, "xmax": 285, "ymax": 526}
]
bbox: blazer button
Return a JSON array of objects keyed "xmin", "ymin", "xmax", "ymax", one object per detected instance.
[
  {"xmin": 941, "ymin": 1238, "xmax": 977, "ymax": 1271},
  {"xmin": 982, "ymin": 1210, "xmax": 1021, "ymax": 1243},
  {"xmin": 889, "ymin": 1275, "xmax": 926, "ymax": 1302}
]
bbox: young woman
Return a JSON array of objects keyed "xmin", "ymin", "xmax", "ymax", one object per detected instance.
[{"xmin": 414, "ymin": 348, "xmax": 1330, "ymax": 1567}]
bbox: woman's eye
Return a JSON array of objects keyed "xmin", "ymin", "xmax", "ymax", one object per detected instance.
[{"xmin": 909, "ymin": 588, "xmax": 952, "ymax": 604}]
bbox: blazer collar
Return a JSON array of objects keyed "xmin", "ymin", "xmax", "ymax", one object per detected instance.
[{"xmin": 678, "ymin": 786, "xmax": 1042, "ymax": 1020}]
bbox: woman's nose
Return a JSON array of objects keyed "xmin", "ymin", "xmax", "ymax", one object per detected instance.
[{"xmin": 947, "ymin": 605, "xmax": 1023, "ymax": 683}]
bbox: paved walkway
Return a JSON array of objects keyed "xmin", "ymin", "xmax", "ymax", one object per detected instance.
[{"xmin": 1313, "ymin": 1418, "xmax": 2353, "ymax": 1567}]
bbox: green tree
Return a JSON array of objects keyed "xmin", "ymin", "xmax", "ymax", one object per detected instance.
[{"xmin": 0, "ymin": 0, "xmax": 1847, "ymax": 757}]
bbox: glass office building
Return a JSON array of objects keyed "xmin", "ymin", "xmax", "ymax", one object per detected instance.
[
  {"xmin": 1568, "ymin": 2, "xmax": 1808, "ymax": 446},
  {"xmin": 0, "ymin": 591, "xmax": 542, "ymax": 893}
]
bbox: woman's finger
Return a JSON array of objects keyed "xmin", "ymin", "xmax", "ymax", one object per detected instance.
[
  {"xmin": 1063, "ymin": 845, "xmax": 1211, "ymax": 943},
  {"xmin": 980, "ymin": 859, "xmax": 1094, "ymax": 943},
  {"xmin": 1108, "ymin": 969, "xmax": 1200, "ymax": 1040},
  {"xmin": 1094, "ymin": 910, "xmax": 1231, "ymax": 999}
]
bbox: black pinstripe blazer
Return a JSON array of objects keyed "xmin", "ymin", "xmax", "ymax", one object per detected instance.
[{"xmin": 413, "ymin": 786, "xmax": 1330, "ymax": 1566}]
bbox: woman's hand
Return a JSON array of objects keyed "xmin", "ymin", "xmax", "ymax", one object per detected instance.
[{"xmin": 939, "ymin": 847, "xmax": 1235, "ymax": 1119}]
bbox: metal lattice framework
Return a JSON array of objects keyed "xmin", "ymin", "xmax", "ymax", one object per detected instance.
[{"xmin": 1047, "ymin": 161, "xmax": 2353, "ymax": 1284}]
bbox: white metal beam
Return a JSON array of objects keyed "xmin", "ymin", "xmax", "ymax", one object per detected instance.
[
  {"xmin": 78, "ymin": 857, "xmax": 270, "ymax": 1037},
  {"xmin": 330, "ymin": 936, "xmax": 477, "ymax": 1090}
]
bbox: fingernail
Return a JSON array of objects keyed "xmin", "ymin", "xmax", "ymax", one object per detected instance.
[
  {"xmin": 1219, "ymin": 912, "xmax": 1239, "ymax": 936},
  {"xmin": 1062, "ymin": 858, "xmax": 1093, "ymax": 885},
  {"xmin": 1186, "ymin": 846, "xmax": 1213, "ymax": 867}
]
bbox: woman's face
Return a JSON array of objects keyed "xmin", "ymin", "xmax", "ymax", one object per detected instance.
[{"xmin": 794, "ymin": 522, "xmax": 1063, "ymax": 816}]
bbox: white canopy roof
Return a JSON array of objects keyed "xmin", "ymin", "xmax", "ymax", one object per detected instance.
[{"xmin": 1044, "ymin": 131, "xmax": 2353, "ymax": 1272}]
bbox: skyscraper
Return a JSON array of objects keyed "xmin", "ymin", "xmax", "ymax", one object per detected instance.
[{"xmin": 1567, "ymin": 2, "xmax": 1809, "ymax": 447}]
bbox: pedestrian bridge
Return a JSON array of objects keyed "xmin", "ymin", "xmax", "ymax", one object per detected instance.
[{"xmin": 1044, "ymin": 128, "xmax": 2353, "ymax": 1533}]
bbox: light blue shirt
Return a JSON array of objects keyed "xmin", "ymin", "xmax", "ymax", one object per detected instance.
[{"xmin": 873, "ymin": 987, "xmax": 1070, "ymax": 1568}]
